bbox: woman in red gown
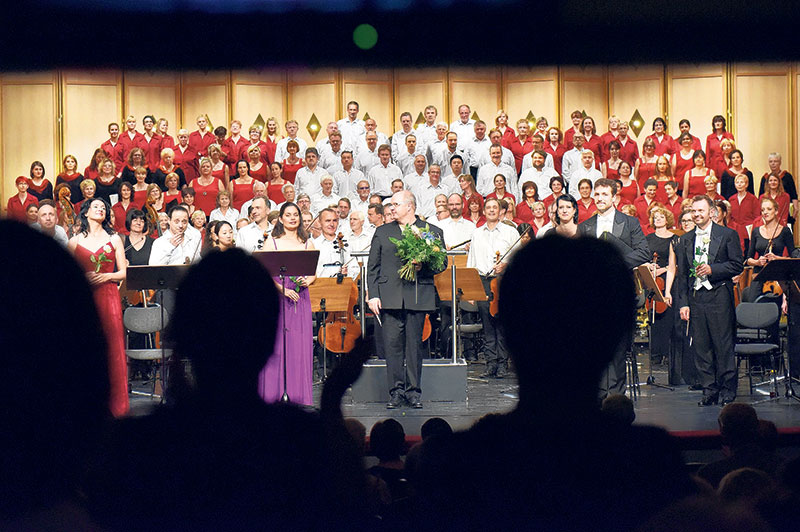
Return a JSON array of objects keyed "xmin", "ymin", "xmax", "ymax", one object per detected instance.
[
  {"xmin": 671, "ymin": 133, "xmax": 696, "ymax": 194},
  {"xmin": 191, "ymin": 157, "xmax": 225, "ymax": 217},
  {"xmin": 646, "ymin": 117, "xmax": 675, "ymax": 157},
  {"xmin": 682, "ymin": 150, "xmax": 715, "ymax": 199},
  {"xmin": 267, "ymin": 162, "xmax": 287, "ymax": 204},
  {"xmin": 634, "ymin": 138, "xmax": 657, "ymax": 188},
  {"xmin": 68, "ymin": 198, "xmax": 128, "ymax": 417},
  {"xmin": 485, "ymin": 174, "xmax": 513, "ymax": 202},
  {"xmin": 56, "ymin": 154, "xmax": 84, "ymax": 203},
  {"xmin": 27, "ymin": 160, "xmax": 53, "ymax": 202},
  {"xmin": 601, "ymin": 140, "xmax": 622, "ymax": 180},
  {"xmin": 516, "ymin": 181, "xmax": 540, "ymax": 225},
  {"xmin": 652, "ymin": 156, "xmax": 674, "ymax": 204},
  {"xmin": 760, "ymin": 174, "xmax": 791, "ymax": 226},
  {"xmin": 706, "ymin": 115, "xmax": 735, "ymax": 181},
  {"xmin": 615, "ymin": 161, "xmax": 640, "ymax": 205},
  {"xmin": 545, "ymin": 127, "xmax": 567, "ymax": 175},
  {"xmin": 6, "ymin": 176, "xmax": 38, "ymax": 221},
  {"xmin": 282, "ymin": 140, "xmax": 304, "ymax": 184},
  {"xmin": 247, "ymin": 145, "xmax": 269, "ymax": 183},
  {"xmin": 494, "ymin": 110, "xmax": 516, "ymax": 148},
  {"xmin": 576, "ymin": 179, "xmax": 598, "ymax": 223},
  {"xmin": 264, "ymin": 117, "xmax": 280, "ymax": 164},
  {"xmin": 228, "ymin": 160, "xmax": 256, "ymax": 211},
  {"xmin": 581, "ymin": 116, "xmax": 602, "ymax": 167},
  {"xmin": 208, "ymin": 143, "xmax": 230, "ymax": 187},
  {"xmin": 84, "ymin": 148, "xmax": 105, "ymax": 180}
]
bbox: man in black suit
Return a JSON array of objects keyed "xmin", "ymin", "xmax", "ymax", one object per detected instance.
[
  {"xmin": 367, "ymin": 190, "xmax": 446, "ymax": 409},
  {"xmin": 674, "ymin": 195, "xmax": 743, "ymax": 406},
  {"xmin": 578, "ymin": 178, "xmax": 650, "ymax": 396}
]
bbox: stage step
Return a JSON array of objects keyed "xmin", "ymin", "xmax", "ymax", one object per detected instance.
[{"xmin": 350, "ymin": 358, "xmax": 468, "ymax": 403}]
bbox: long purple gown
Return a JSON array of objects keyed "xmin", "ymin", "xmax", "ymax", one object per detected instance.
[{"xmin": 258, "ymin": 238, "xmax": 314, "ymax": 405}]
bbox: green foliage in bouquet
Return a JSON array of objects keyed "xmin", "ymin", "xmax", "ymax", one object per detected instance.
[{"xmin": 389, "ymin": 223, "xmax": 447, "ymax": 282}]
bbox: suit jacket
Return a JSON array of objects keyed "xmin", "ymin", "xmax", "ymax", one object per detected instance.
[
  {"xmin": 674, "ymin": 222, "xmax": 743, "ymax": 309},
  {"xmin": 367, "ymin": 218, "xmax": 446, "ymax": 311},
  {"xmin": 578, "ymin": 209, "xmax": 651, "ymax": 269}
]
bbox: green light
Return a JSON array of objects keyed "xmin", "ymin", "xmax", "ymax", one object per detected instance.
[{"xmin": 353, "ymin": 24, "xmax": 378, "ymax": 50}]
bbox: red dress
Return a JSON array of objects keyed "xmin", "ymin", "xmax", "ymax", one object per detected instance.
[
  {"xmin": 616, "ymin": 137, "xmax": 640, "ymax": 168},
  {"xmin": 646, "ymin": 134, "xmax": 675, "ymax": 157},
  {"xmin": 267, "ymin": 181, "xmax": 286, "ymax": 204},
  {"xmin": 673, "ymin": 151, "xmax": 695, "ymax": 192},
  {"xmin": 706, "ymin": 132, "xmax": 734, "ymax": 180},
  {"xmin": 616, "ymin": 179, "xmax": 640, "ymax": 205},
  {"xmin": 232, "ymin": 179, "xmax": 255, "ymax": 211},
  {"xmin": 264, "ymin": 136, "xmax": 279, "ymax": 164},
  {"xmin": 563, "ymin": 127, "xmax": 581, "ymax": 150},
  {"xmin": 686, "ymin": 169, "xmax": 710, "ymax": 196},
  {"xmin": 654, "ymin": 179, "xmax": 670, "ymax": 204},
  {"xmin": 499, "ymin": 127, "xmax": 516, "ymax": 149},
  {"xmin": 577, "ymin": 199, "xmax": 597, "ymax": 224},
  {"xmin": 633, "ymin": 196, "xmax": 655, "ymax": 230},
  {"xmin": 5, "ymin": 193, "xmax": 38, "ymax": 221},
  {"xmin": 84, "ymin": 165, "xmax": 99, "ymax": 180},
  {"xmin": 211, "ymin": 165, "xmax": 227, "ymax": 183},
  {"xmin": 583, "ymin": 134, "xmax": 602, "ymax": 168},
  {"xmin": 509, "ymin": 137, "xmax": 534, "ymax": 174},
  {"xmin": 544, "ymin": 143, "xmax": 567, "ymax": 175},
  {"xmin": 73, "ymin": 240, "xmax": 128, "ymax": 417},
  {"xmin": 282, "ymin": 159, "xmax": 303, "ymax": 184},
  {"xmin": 192, "ymin": 177, "xmax": 222, "ymax": 216},
  {"xmin": 516, "ymin": 201, "xmax": 535, "ymax": 224},
  {"xmin": 604, "ymin": 161, "xmax": 620, "ymax": 181},
  {"xmin": 462, "ymin": 193, "xmax": 484, "ymax": 217},
  {"xmin": 132, "ymin": 188, "xmax": 148, "ymax": 209},
  {"xmin": 760, "ymin": 192, "xmax": 791, "ymax": 226},
  {"xmin": 140, "ymin": 133, "xmax": 163, "ymax": 171},
  {"xmin": 249, "ymin": 163, "xmax": 269, "ymax": 183},
  {"xmin": 112, "ymin": 201, "xmax": 135, "ymax": 235},
  {"xmin": 164, "ymin": 191, "xmax": 181, "ymax": 207},
  {"xmin": 636, "ymin": 158, "xmax": 656, "ymax": 188}
]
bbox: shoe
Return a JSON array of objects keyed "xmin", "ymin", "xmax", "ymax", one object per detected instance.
[
  {"xmin": 688, "ymin": 383, "xmax": 704, "ymax": 391},
  {"xmin": 410, "ymin": 399, "xmax": 423, "ymax": 409},
  {"xmin": 698, "ymin": 395, "xmax": 719, "ymax": 407},
  {"xmin": 720, "ymin": 397, "xmax": 736, "ymax": 406},
  {"xmin": 479, "ymin": 370, "xmax": 496, "ymax": 379},
  {"xmin": 386, "ymin": 394, "xmax": 405, "ymax": 409}
]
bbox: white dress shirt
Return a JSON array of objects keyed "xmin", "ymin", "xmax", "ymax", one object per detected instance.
[
  {"xmin": 313, "ymin": 234, "xmax": 357, "ymax": 279},
  {"xmin": 239, "ymin": 198, "xmax": 277, "ymax": 219},
  {"xmin": 274, "ymin": 136, "xmax": 308, "ymax": 163},
  {"xmin": 477, "ymin": 162, "xmax": 519, "ymax": 199},
  {"xmin": 295, "ymin": 166, "xmax": 332, "ymax": 196},
  {"xmin": 333, "ymin": 167, "xmax": 365, "ymax": 199},
  {"xmin": 693, "ymin": 225, "xmax": 714, "ymax": 290},
  {"xmin": 354, "ymin": 133, "xmax": 389, "ymax": 156},
  {"xmin": 519, "ymin": 166, "xmax": 561, "ymax": 200},
  {"xmin": 437, "ymin": 216, "xmax": 476, "ymax": 249},
  {"xmin": 350, "ymin": 196, "xmax": 372, "ymax": 214},
  {"xmin": 426, "ymin": 139, "xmax": 447, "ymax": 165},
  {"xmin": 412, "ymin": 180, "xmax": 449, "ymax": 219},
  {"xmin": 367, "ymin": 163, "xmax": 403, "ymax": 196},
  {"xmin": 354, "ymin": 146, "xmax": 381, "ymax": 175},
  {"xmin": 465, "ymin": 137, "xmax": 491, "ymax": 169},
  {"xmin": 520, "ymin": 151, "xmax": 555, "ymax": 172},
  {"xmin": 395, "ymin": 148, "xmax": 422, "ymax": 176},
  {"xmin": 336, "ymin": 117, "xmax": 366, "ymax": 148},
  {"xmin": 33, "ymin": 223, "xmax": 69, "ymax": 247},
  {"xmin": 449, "ymin": 119, "xmax": 475, "ymax": 150},
  {"xmin": 561, "ymin": 148, "xmax": 582, "ymax": 184},
  {"xmin": 319, "ymin": 149, "xmax": 344, "ymax": 174},
  {"xmin": 391, "ymin": 129, "xmax": 415, "ymax": 160},
  {"xmin": 440, "ymin": 175, "xmax": 461, "ymax": 195},
  {"xmin": 595, "ymin": 208, "xmax": 616, "ymax": 238},
  {"xmin": 415, "ymin": 123, "xmax": 438, "ymax": 151},
  {"xmin": 432, "ymin": 147, "xmax": 469, "ymax": 178},
  {"xmin": 568, "ymin": 167, "xmax": 603, "ymax": 198},
  {"xmin": 467, "ymin": 221, "xmax": 520, "ymax": 276},
  {"xmin": 310, "ymin": 192, "xmax": 341, "ymax": 216},
  {"xmin": 149, "ymin": 228, "xmax": 202, "ymax": 265},
  {"xmin": 344, "ymin": 227, "xmax": 374, "ymax": 271},
  {"xmin": 209, "ymin": 206, "xmax": 240, "ymax": 226},
  {"xmin": 475, "ymin": 144, "xmax": 515, "ymax": 168},
  {"xmin": 403, "ymin": 171, "xmax": 427, "ymax": 191},
  {"xmin": 236, "ymin": 222, "xmax": 272, "ymax": 253}
]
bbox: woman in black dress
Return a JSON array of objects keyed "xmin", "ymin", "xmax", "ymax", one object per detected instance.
[
  {"xmin": 746, "ymin": 197, "xmax": 794, "ymax": 292},
  {"xmin": 646, "ymin": 206, "xmax": 678, "ymax": 377},
  {"xmin": 124, "ymin": 209, "xmax": 153, "ymax": 266}
]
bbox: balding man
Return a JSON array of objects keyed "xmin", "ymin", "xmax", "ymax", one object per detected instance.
[
  {"xmin": 355, "ymin": 131, "xmax": 381, "ymax": 175},
  {"xmin": 391, "ymin": 112, "xmax": 415, "ymax": 160},
  {"xmin": 350, "ymin": 180, "xmax": 372, "ymax": 214},
  {"xmin": 404, "ymin": 154, "xmax": 429, "ymax": 191},
  {"xmin": 310, "ymin": 175, "xmax": 340, "ymax": 216},
  {"xmin": 450, "ymin": 104, "xmax": 475, "ymax": 151},
  {"xmin": 332, "ymin": 149, "xmax": 365, "ymax": 199},
  {"xmin": 412, "ymin": 164, "xmax": 449, "ymax": 220},
  {"xmin": 477, "ymin": 145, "xmax": 518, "ymax": 198},
  {"xmin": 239, "ymin": 181, "xmax": 275, "ymax": 220},
  {"xmin": 236, "ymin": 197, "xmax": 272, "ymax": 252}
]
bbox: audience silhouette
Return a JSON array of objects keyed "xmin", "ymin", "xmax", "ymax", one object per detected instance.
[{"xmin": 412, "ymin": 235, "xmax": 697, "ymax": 531}]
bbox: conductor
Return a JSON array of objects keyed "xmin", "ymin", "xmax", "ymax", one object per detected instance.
[{"xmin": 367, "ymin": 190, "xmax": 446, "ymax": 409}]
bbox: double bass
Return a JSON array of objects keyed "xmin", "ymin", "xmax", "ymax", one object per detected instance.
[{"xmin": 321, "ymin": 233, "xmax": 361, "ymax": 353}]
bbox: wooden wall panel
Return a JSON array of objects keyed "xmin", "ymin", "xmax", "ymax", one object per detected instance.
[
  {"xmin": 232, "ymin": 69, "xmax": 285, "ymax": 134},
  {"xmin": 561, "ymin": 66, "xmax": 607, "ymax": 131},
  {"xmin": 124, "ymin": 72, "xmax": 180, "ymax": 137},
  {"xmin": 288, "ymin": 69, "xmax": 337, "ymax": 146},
  {"xmin": 503, "ymin": 66, "xmax": 557, "ymax": 131},
  {"xmin": 733, "ymin": 63, "xmax": 791, "ymax": 192},
  {"xmin": 1, "ymin": 72, "xmax": 58, "ymax": 209},
  {"xmin": 394, "ymin": 68, "xmax": 446, "ymax": 134},
  {"xmin": 667, "ymin": 63, "xmax": 726, "ymax": 140},
  {"xmin": 342, "ymin": 68, "xmax": 392, "ymax": 140},
  {"xmin": 62, "ymin": 70, "xmax": 121, "ymax": 172},
  {"xmin": 609, "ymin": 65, "xmax": 663, "ymax": 142},
  {"xmin": 449, "ymin": 67, "xmax": 501, "ymax": 126},
  {"xmin": 181, "ymin": 71, "xmax": 229, "ymax": 135}
]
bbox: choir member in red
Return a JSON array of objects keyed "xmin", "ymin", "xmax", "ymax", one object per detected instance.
[
  {"xmin": 163, "ymin": 173, "xmax": 182, "ymax": 208},
  {"xmin": 615, "ymin": 161, "xmax": 640, "ymax": 205},
  {"xmin": 221, "ymin": 120, "xmax": 249, "ymax": 168},
  {"xmin": 101, "ymin": 122, "xmax": 125, "ymax": 172},
  {"xmin": 601, "ymin": 141, "xmax": 622, "ymax": 180},
  {"xmin": 720, "ymin": 149, "xmax": 754, "ymax": 199},
  {"xmin": 599, "ymin": 115, "xmax": 620, "ymax": 163},
  {"xmin": 26, "ymin": 160, "xmax": 52, "ymax": 202},
  {"xmin": 758, "ymin": 152, "xmax": 798, "ymax": 223},
  {"xmin": 516, "ymin": 182, "xmax": 540, "ymax": 225},
  {"xmin": 77, "ymin": 179, "xmax": 97, "ymax": 213},
  {"xmin": 208, "ymin": 144, "xmax": 230, "ymax": 186},
  {"xmin": 246, "ymin": 145, "xmax": 269, "ymax": 183},
  {"xmin": 188, "ymin": 114, "xmax": 214, "ymax": 161},
  {"xmin": 6, "ymin": 176, "xmax": 38, "ymax": 221},
  {"xmin": 173, "ymin": 129, "xmax": 198, "ymax": 184},
  {"xmin": 157, "ymin": 118, "xmax": 174, "ymax": 152},
  {"xmin": 544, "ymin": 127, "xmax": 567, "ymax": 175},
  {"xmin": 564, "ymin": 110, "xmax": 583, "ymax": 149},
  {"xmin": 56, "ymin": 154, "xmax": 84, "ymax": 203},
  {"xmin": 93, "ymin": 159, "xmax": 120, "ymax": 205},
  {"xmin": 529, "ymin": 202, "xmax": 549, "ymax": 235},
  {"xmin": 140, "ymin": 115, "xmax": 163, "ymax": 171},
  {"xmin": 112, "ymin": 181, "xmax": 134, "ymax": 235},
  {"xmin": 485, "ymin": 174, "xmax": 513, "ymax": 202},
  {"xmin": 118, "ymin": 115, "xmax": 145, "ymax": 167},
  {"xmin": 533, "ymin": 117, "xmax": 549, "ymax": 143},
  {"xmin": 459, "ymin": 174, "xmax": 483, "ymax": 215},
  {"xmin": 131, "ymin": 167, "xmax": 150, "ymax": 208},
  {"xmin": 704, "ymin": 175, "xmax": 721, "ymax": 202},
  {"xmin": 729, "ymin": 174, "xmax": 758, "ymax": 247},
  {"xmin": 705, "ymin": 114, "xmax": 735, "ymax": 181},
  {"xmin": 711, "ymin": 199, "xmax": 745, "ymax": 252},
  {"xmin": 180, "ymin": 187, "xmax": 197, "ymax": 217},
  {"xmin": 760, "ymin": 174, "xmax": 791, "ymax": 226},
  {"xmin": 263, "ymin": 117, "xmax": 280, "ymax": 164},
  {"xmin": 543, "ymin": 176, "xmax": 566, "ymax": 212},
  {"xmin": 509, "ymin": 119, "xmax": 534, "ymax": 175},
  {"xmin": 229, "ymin": 160, "xmax": 256, "ymax": 211},
  {"xmin": 494, "ymin": 109, "xmax": 516, "ymax": 148},
  {"xmin": 634, "ymin": 138, "xmax": 657, "ymax": 188},
  {"xmin": 501, "ymin": 197, "xmax": 524, "ymax": 226},
  {"xmin": 121, "ymin": 147, "xmax": 149, "ymax": 186},
  {"xmin": 634, "ymin": 179, "xmax": 660, "ymax": 233},
  {"xmin": 152, "ymin": 147, "xmax": 187, "ymax": 191},
  {"xmin": 614, "ymin": 121, "xmax": 640, "ymax": 168},
  {"xmin": 214, "ymin": 125, "xmax": 227, "ymax": 149},
  {"xmin": 465, "ymin": 195, "xmax": 485, "ymax": 227},
  {"xmin": 676, "ymin": 119, "xmax": 702, "ymax": 150},
  {"xmin": 147, "ymin": 186, "xmax": 165, "ymax": 212},
  {"xmin": 576, "ymin": 178, "xmax": 597, "ymax": 224},
  {"xmin": 682, "ymin": 149, "xmax": 715, "ymax": 199},
  {"xmin": 267, "ymin": 162, "xmax": 287, "ymax": 204},
  {"xmin": 281, "ymin": 140, "xmax": 304, "ymax": 184},
  {"xmin": 242, "ymin": 125, "xmax": 269, "ymax": 165},
  {"xmin": 25, "ymin": 203, "xmax": 39, "ymax": 224},
  {"xmin": 581, "ymin": 116, "xmax": 602, "ymax": 167},
  {"xmin": 663, "ymin": 181, "xmax": 683, "ymax": 228},
  {"xmin": 712, "ymin": 137, "xmax": 736, "ymax": 184},
  {"xmin": 84, "ymin": 148, "xmax": 105, "ymax": 181},
  {"xmin": 190, "ymin": 157, "xmax": 225, "ymax": 217},
  {"xmin": 651, "ymin": 155, "xmax": 674, "ymax": 203},
  {"xmin": 671, "ymin": 133, "xmax": 696, "ymax": 194},
  {"xmin": 646, "ymin": 117, "xmax": 675, "ymax": 157}
]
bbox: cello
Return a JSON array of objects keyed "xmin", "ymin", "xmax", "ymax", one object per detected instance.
[
  {"xmin": 645, "ymin": 252, "xmax": 668, "ymax": 314},
  {"xmin": 321, "ymin": 233, "xmax": 361, "ymax": 353}
]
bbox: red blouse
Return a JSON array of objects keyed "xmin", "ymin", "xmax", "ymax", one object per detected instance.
[
  {"xmin": 685, "ymin": 169, "xmax": 710, "ymax": 197},
  {"xmin": 636, "ymin": 158, "xmax": 656, "ymax": 188},
  {"xmin": 673, "ymin": 151, "xmax": 695, "ymax": 191},
  {"xmin": 249, "ymin": 163, "xmax": 269, "ymax": 183},
  {"xmin": 5, "ymin": 193, "xmax": 38, "ymax": 222},
  {"xmin": 616, "ymin": 137, "xmax": 640, "ymax": 168},
  {"xmin": 646, "ymin": 134, "xmax": 676, "ymax": 157},
  {"xmin": 616, "ymin": 179, "xmax": 640, "ymax": 205},
  {"xmin": 544, "ymin": 143, "xmax": 567, "ymax": 175},
  {"xmin": 577, "ymin": 199, "xmax": 597, "ymax": 224},
  {"xmin": 191, "ymin": 177, "xmax": 223, "ymax": 217},
  {"xmin": 231, "ymin": 179, "xmax": 256, "ymax": 211},
  {"xmin": 509, "ymin": 136, "xmax": 534, "ymax": 175},
  {"xmin": 282, "ymin": 159, "xmax": 303, "ymax": 184}
]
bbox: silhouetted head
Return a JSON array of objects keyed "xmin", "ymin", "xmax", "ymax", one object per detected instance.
[
  {"xmin": 499, "ymin": 235, "xmax": 635, "ymax": 404},
  {"xmin": 370, "ymin": 419, "xmax": 406, "ymax": 462},
  {"xmin": 420, "ymin": 417, "xmax": 453, "ymax": 440},
  {"xmin": 601, "ymin": 394, "xmax": 636, "ymax": 426},
  {"xmin": 170, "ymin": 248, "xmax": 279, "ymax": 395},
  {"xmin": 718, "ymin": 403, "xmax": 759, "ymax": 450},
  {"xmin": 0, "ymin": 221, "xmax": 109, "ymax": 518}
]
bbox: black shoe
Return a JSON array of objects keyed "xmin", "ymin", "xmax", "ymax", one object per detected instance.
[
  {"xmin": 698, "ymin": 395, "xmax": 719, "ymax": 406},
  {"xmin": 386, "ymin": 394, "xmax": 405, "ymax": 409},
  {"xmin": 720, "ymin": 397, "xmax": 736, "ymax": 406},
  {"xmin": 688, "ymin": 383, "xmax": 704, "ymax": 391},
  {"xmin": 410, "ymin": 399, "xmax": 423, "ymax": 409}
]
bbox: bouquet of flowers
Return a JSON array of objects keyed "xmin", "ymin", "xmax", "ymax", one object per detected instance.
[
  {"xmin": 389, "ymin": 223, "xmax": 447, "ymax": 282},
  {"xmin": 90, "ymin": 244, "xmax": 114, "ymax": 273}
]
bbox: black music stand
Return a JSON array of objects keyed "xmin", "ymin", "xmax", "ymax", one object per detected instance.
[
  {"xmin": 635, "ymin": 263, "xmax": 673, "ymax": 391},
  {"xmin": 253, "ymin": 250, "xmax": 320, "ymax": 402},
  {"xmin": 126, "ymin": 265, "xmax": 190, "ymax": 401},
  {"xmin": 755, "ymin": 258, "xmax": 800, "ymax": 401}
]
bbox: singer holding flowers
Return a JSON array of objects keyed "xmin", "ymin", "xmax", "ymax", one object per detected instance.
[{"xmin": 368, "ymin": 190, "xmax": 447, "ymax": 409}]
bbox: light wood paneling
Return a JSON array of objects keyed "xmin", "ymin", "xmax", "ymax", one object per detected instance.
[
  {"xmin": 288, "ymin": 69, "xmax": 337, "ymax": 146},
  {"xmin": 449, "ymin": 67, "xmax": 501, "ymax": 126},
  {"xmin": 342, "ymin": 68, "xmax": 392, "ymax": 140},
  {"xmin": 561, "ymin": 66, "xmax": 607, "ymax": 131},
  {"xmin": 1, "ymin": 72, "xmax": 58, "ymax": 208},
  {"xmin": 181, "ymin": 71, "xmax": 229, "ymax": 134},
  {"xmin": 609, "ymin": 65, "xmax": 664, "ymax": 141},
  {"xmin": 125, "ymin": 71, "xmax": 180, "ymax": 138},
  {"xmin": 503, "ymin": 66, "xmax": 558, "ymax": 131},
  {"xmin": 232, "ymin": 69, "xmax": 286, "ymax": 134},
  {"xmin": 62, "ymin": 70, "xmax": 121, "ymax": 172},
  {"xmin": 394, "ymin": 68, "xmax": 446, "ymax": 133},
  {"xmin": 667, "ymin": 63, "xmax": 726, "ymax": 140}
]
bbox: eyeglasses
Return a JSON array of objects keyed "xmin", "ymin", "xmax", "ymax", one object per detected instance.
[{"xmin": 358, "ymin": 186, "xmax": 370, "ymax": 190}]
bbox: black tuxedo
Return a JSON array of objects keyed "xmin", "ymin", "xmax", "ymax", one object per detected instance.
[
  {"xmin": 578, "ymin": 209, "xmax": 650, "ymax": 396},
  {"xmin": 674, "ymin": 223, "xmax": 743, "ymax": 400},
  {"xmin": 367, "ymin": 218, "xmax": 446, "ymax": 399}
]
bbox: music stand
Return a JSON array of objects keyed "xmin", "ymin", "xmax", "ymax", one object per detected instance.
[
  {"xmin": 253, "ymin": 250, "xmax": 320, "ymax": 402},
  {"xmin": 634, "ymin": 263, "xmax": 673, "ymax": 391},
  {"xmin": 754, "ymin": 258, "xmax": 800, "ymax": 401},
  {"xmin": 308, "ymin": 277, "xmax": 356, "ymax": 381},
  {"xmin": 434, "ymin": 261, "xmax": 486, "ymax": 364},
  {"xmin": 126, "ymin": 265, "xmax": 190, "ymax": 400}
]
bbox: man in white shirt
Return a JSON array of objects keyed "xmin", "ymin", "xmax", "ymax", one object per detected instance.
[
  {"xmin": 310, "ymin": 175, "xmax": 341, "ymax": 216},
  {"xmin": 296, "ymin": 193, "xmax": 312, "ymax": 215},
  {"xmin": 336, "ymin": 197, "xmax": 351, "ymax": 233},
  {"xmin": 415, "ymin": 105, "xmax": 439, "ymax": 152},
  {"xmin": 395, "ymin": 134, "xmax": 421, "ymax": 176},
  {"xmin": 412, "ymin": 164, "xmax": 449, "ymax": 220},
  {"xmin": 465, "ymin": 120, "xmax": 490, "ymax": 177},
  {"xmin": 314, "ymin": 208, "xmax": 356, "ymax": 279},
  {"xmin": 150, "ymin": 205, "xmax": 202, "ymax": 265},
  {"xmin": 404, "ymin": 154, "xmax": 429, "ymax": 191},
  {"xmin": 447, "ymin": 154, "xmax": 466, "ymax": 183},
  {"xmin": 366, "ymin": 202, "xmax": 384, "ymax": 232},
  {"xmin": 391, "ymin": 112, "xmax": 415, "ymax": 159},
  {"xmin": 319, "ymin": 131, "xmax": 344, "ymax": 174},
  {"xmin": 568, "ymin": 150, "xmax": 603, "ymax": 198},
  {"xmin": 425, "ymin": 122, "xmax": 450, "ymax": 165},
  {"xmin": 450, "ymin": 104, "xmax": 475, "ymax": 151},
  {"xmin": 520, "ymin": 134, "xmax": 555, "ymax": 172},
  {"xmin": 235, "ymin": 197, "xmax": 273, "ymax": 252},
  {"xmin": 333, "ymin": 150, "xmax": 365, "ymax": 199},
  {"xmin": 33, "ymin": 200, "xmax": 68, "ymax": 247},
  {"xmin": 295, "ymin": 148, "xmax": 331, "ymax": 197},
  {"xmin": 240, "ymin": 181, "xmax": 276, "ymax": 221},
  {"xmin": 433, "ymin": 132, "xmax": 468, "ymax": 176},
  {"xmin": 477, "ymin": 145, "xmax": 518, "ymax": 198},
  {"xmin": 274, "ymin": 120, "xmax": 308, "ymax": 162},
  {"xmin": 437, "ymin": 193, "xmax": 476, "ymax": 250},
  {"xmin": 368, "ymin": 144, "xmax": 403, "ymax": 197},
  {"xmin": 519, "ymin": 150, "xmax": 560, "ymax": 200},
  {"xmin": 345, "ymin": 210, "xmax": 373, "ymax": 272},
  {"xmin": 561, "ymin": 132, "xmax": 586, "ymax": 185},
  {"xmin": 350, "ymin": 180, "xmax": 372, "ymax": 214},
  {"xmin": 355, "ymin": 131, "xmax": 381, "ymax": 175},
  {"xmin": 315, "ymin": 122, "xmax": 339, "ymax": 156},
  {"xmin": 467, "ymin": 198, "xmax": 519, "ymax": 378},
  {"xmin": 337, "ymin": 100, "xmax": 365, "ymax": 149},
  {"xmin": 354, "ymin": 118, "xmax": 389, "ymax": 156},
  {"xmin": 475, "ymin": 129, "xmax": 514, "ymax": 168}
]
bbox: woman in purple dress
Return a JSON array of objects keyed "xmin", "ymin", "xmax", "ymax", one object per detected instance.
[{"xmin": 259, "ymin": 202, "xmax": 317, "ymax": 405}]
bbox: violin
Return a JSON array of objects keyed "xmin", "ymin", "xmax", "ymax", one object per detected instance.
[
  {"xmin": 145, "ymin": 196, "xmax": 161, "ymax": 237},
  {"xmin": 322, "ymin": 232, "xmax": 361, "ymax": 353},
  {"xmin": 58, "ymin": 187, "xmax": 75, "ymax": 227},
  {"xmin": 645, "ymin": 251, "xmax": 668, "ymax": 314}
]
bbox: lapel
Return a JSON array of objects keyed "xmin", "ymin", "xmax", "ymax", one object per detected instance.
[
  {"xmin": 707, "ymin": 223, "xmax": 721, "ymax": 263},
  {"xmin": 612, "ymin": 210, "xmax": 625, "ymax": 239},
  {"xmin": 684, "ymin": 229, "xmax": 697, "ymax": 269}
]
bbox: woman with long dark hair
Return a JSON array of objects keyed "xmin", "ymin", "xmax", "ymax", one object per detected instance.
[
  {"xmin": 259, "ymin": 202, "xmax": 317, "ymax": 406},
  {"xmin": 68, "ymin": 198, "xmax": 128, "ymax": 417}
]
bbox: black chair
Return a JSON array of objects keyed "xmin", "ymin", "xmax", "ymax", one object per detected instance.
[{"xmin": 734, "ymin": 302, "xmax": 781, "ymax": 397}]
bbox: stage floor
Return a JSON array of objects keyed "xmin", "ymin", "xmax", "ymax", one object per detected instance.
[{"xmin": 129, "ymin": 352, "xmax": 800, "ymax": 437}]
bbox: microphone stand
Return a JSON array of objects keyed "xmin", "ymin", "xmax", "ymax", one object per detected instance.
[{"xmin": 280, "ymin": 265, "xmax": 290, "ymax": 403}]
